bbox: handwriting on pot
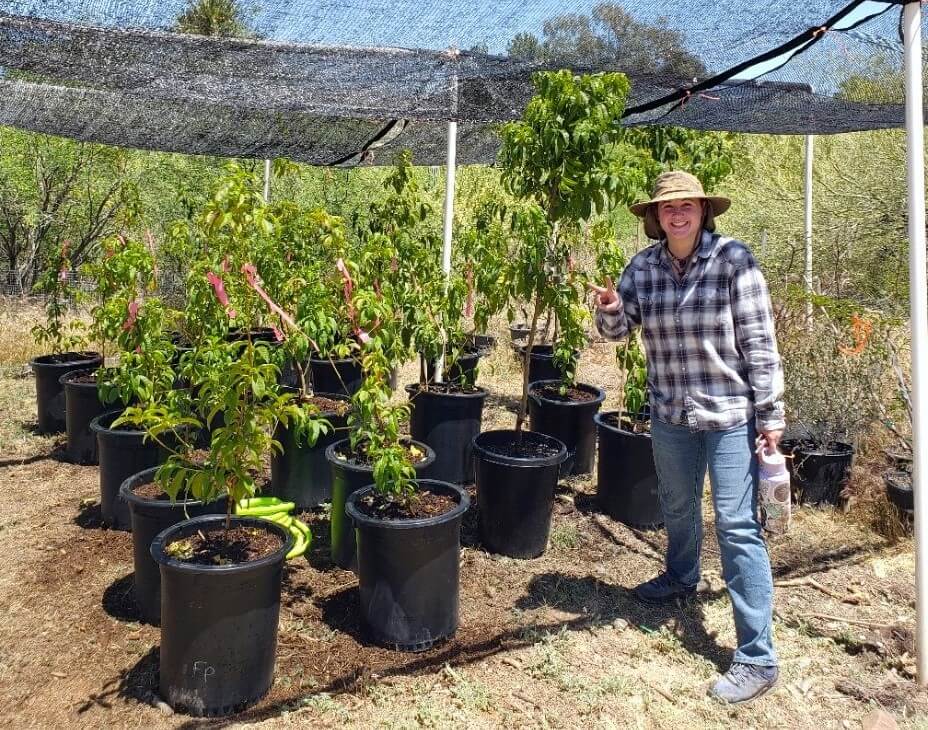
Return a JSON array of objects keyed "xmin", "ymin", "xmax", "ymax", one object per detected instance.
[{"xmin": 192, "ymin": 661, "xmax": 215, "ymax": 682}]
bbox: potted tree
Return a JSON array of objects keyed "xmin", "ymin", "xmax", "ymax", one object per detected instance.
[
  {"xmin": 781, "ymin": 308, "xmax": 888, "ymax": 505},
  {"xmin": 595, "ymin": 333, "xmax": 663, "ymax": 528},
  {"xmin": 90, "ymin": 294, "xmax": 178, "ymax": 529},
  {"xmin": 324, "ymin": 257, "xmax": 436, "ymax": 570},
  {"xmin": 472, "ymin": 70, "xmax": 644, "ymax": 557},
  {"xmin": 344, "ymin": 345, "xmax": 469, "ymax": 650},
  {"xmin": 122, "ymin": 169, "xmax": 326, "ymax": 715},
  {"xmin": 30, "ymin": 241, "xmax": 101, "ymax": 434},
  {"xmin": 258, "ymin": 205, "xmax": 354, "ymax": 508},
  {"xmin": 61, "ymin": 233, "xmax": 154, "ymax": 464},
  {"xmin": 363, "ymin": 154, "xmax": 492, "ymax": 485}
]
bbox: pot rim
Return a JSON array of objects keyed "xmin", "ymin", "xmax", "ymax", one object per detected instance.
[
  {"xmin": 405, "ymin": 382, "xmax": 488, "ymax": 400},
  {"xmin": 89, "ymin": 408, "xmax": 146, "ymax": 437},
  {"xmin": 59, "ymin": 367, "xmax": 102, "ymax": 388},
  {"xmin": 594, "ymin": 410, "xmax": 652, "ymax": 438},
  {"xmin": 120, "ymin": 465, "xmax": 222, "ymax": 509},
  {"xmin": 472, "ymin": 428, "xmax": 568, "ymax": 468},
  {"xmin": 345, "ymin": 479, "xmax": 470, "ymax": 530},
  {"xmin": 277, "ymin": 387, "xmax": 352, "ymax": 416},
  {"xmin": 30, "ymin": 351, "xmax": 102, "ymax": 369},
  {"xmin": 325, "ymin": 437, "xmax": 437, "ymax": 475},
  {"xmin": 150, "ymin": 514, "xmax": 292, "ymax": 573},
  {"xmin": 529, "ymin": 379, "xmax": 606, "ymax": 407}
]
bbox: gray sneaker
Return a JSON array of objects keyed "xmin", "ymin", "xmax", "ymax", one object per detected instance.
[
  {"xmin": 633, "ymin": 572, "xmax": 697, "ymax": 604},
  {"xmin": 710, "ymin": 663, "xmax": 778, "ymax": 704}
]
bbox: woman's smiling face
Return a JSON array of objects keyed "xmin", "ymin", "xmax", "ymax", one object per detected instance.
[{"xmin": 657, "ymin": 198, "xmax": 704, "ymax": 247}]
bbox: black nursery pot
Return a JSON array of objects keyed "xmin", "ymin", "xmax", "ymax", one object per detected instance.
[
  {"xmin": 528, "ymin": 380, "xmax": 605, "ymax": 476},
  {"xmin": 884, "ymin": 469, "xmax": 914, "ymax": 513},
  {"xmin": 326, "ymin": 438, "xmax": 436, "ymax": 571},
  {"xmin": 60, "ymin": 368, "xmax": 107, "ymax": 465},
  {"xmin": 424, "ymin": 345, "xmax": 483, "ymax": 384},
  {"xmin": 792, "ymin": 441, "xmax": 854, "ymax": 506},
  {"xmin": 472, "ymin": 429, "xmax": 568, "ymax": 558},
  {"xmin": 121, "ymin": 467, "xmax": 226, "ymax": 625},
  {"xmin": 91, "ymin": 410, "xmax": 169, "ymax": 530},
  {"xmin": 151, "ymin": 514, "xmax": 292, "ymax": 717},
  {"xmin": 517, "ymin": 344, "xmax": 579, "ymax": 385},
  {"xmin": 309, "ymin": 355, "xmax": 363, "ymax": 396},
  {"xmin": 594, "ymin": 411, "xmax": 663, "ymax": 529},
  {"xmin": 346, "ymin": 480, "xmax": 469, "ymax": 651},
  {"xmin": 31, "ymin": 351, "xmax": 102, "ymax": 434},
  {"xmin": 468, "ymin": 333, "xmax": 497, "ymax": 354},
  {"xmin": 269, "ymin": 391, "xmax": 352, "ymax": 509},
  {"xmin": 406, "ymin": 384, "xmax": 488, "ymax": 485}
]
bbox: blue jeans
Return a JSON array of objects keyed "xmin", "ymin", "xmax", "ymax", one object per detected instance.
[{"xmin": 650, "ymin": 418, "xmax": 777, "ymax": 667}]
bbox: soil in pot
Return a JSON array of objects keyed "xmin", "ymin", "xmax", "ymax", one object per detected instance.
[
  {"xmin": 594, "ymin": 411, "xmax": 662, "ymax": 529},
  {"xmin": 346, "ymin": 480, "xmax": 469, "ymax": 650},
  {"xmin": 61, "ymin": 368, "xmax": 107, "ymax": 465},
  {"xmin": 792, "ymin": 441, "xmax": 854, "ymax": 506},
  {"xmin": 326, "ymin": 438, "xmax": 436, "ymax": 570},
  {"xmin": 270, "ymin": 391, "xmax": 352, "ymax": 509},
  {"xmin": 152, "ymin": 515, "xmax": 291, "ymax": 716},
  {"xmin": 31, "ymin": 351, "xmax": 102, "ymax": 434},
  {"xmin": 528, "ymin": 380, "xmax": 605, "ymax": 476},
  {"xmin": 406, "ymin": 382, "xmax": 487, "ymax": 485},
  {"xmin": 517, "ymin": 344, "xmax": 578, "ymax": 385},
  {"xmin": 472, "ymin": 429, "xmax": 567, "ymax": 558},
  {"xmin": 91, "ymin": 410, "xmax": 171, "ymax": 530},
  {"xmin": 121, "ymin": 465, "xmax": 225, "ymax": 624}
]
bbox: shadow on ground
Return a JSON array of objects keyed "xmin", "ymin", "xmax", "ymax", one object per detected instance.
[{"xmin": 102, "ymin": 573, "xmax": 143, "ymax": 624}]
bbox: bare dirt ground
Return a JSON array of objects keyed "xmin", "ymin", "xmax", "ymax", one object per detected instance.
[{"xmin": 0, "ymin": 310, "xmax": 924, "ymax": 729}]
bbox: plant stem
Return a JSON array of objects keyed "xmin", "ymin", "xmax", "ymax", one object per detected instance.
[
  {"xmin": 226, "ymin": 494, "xmax": 232, "ymax": 531},
  {"xmin": 515, "ymin": 290, "xmax": 543, "ymax": 438}
]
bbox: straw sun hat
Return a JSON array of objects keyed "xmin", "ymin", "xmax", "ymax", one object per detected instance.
[{"xmin": 629, "ymin": 170, "xmax": 731, "ymax": 240}]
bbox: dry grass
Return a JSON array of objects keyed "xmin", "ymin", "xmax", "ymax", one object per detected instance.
[{"xmin": 0, "ymin": 313, "xmax": 925, "ymax": 729}]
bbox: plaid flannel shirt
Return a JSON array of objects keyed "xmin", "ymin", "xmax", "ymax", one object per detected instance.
[{"xmin": 597, "ymin": 229, "xmax": 786, "ymax": 432}]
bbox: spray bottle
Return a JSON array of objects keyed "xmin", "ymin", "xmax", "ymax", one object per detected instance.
[{"xmin": 757, "ymin": 439, "xmax": 791, "ymax": 534}]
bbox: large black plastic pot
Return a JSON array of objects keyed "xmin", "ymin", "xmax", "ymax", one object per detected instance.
[
  {"xmin": 528, "ymin": 380, "xmax": 605, "ymax": 476},
  {"xmin": 594, "ymin": 411, "xmax": 662, "ymax": 528},
  {"xmin": 91, "ymin": 410, "xmax": 169, "ymax": 530},
  {"xmin": 472, "ymin": 429, "xmax": 568, "ymax": 558},
  {"xmin": 309, "ymin": 355, "xmax": 363, "ymax": 396},
  {"xmin": 884, "ymin": 469, "xmax": 914, "ymax": 513},
  {"xmin": 121, "ymin": 467, "xmax": 226, "ymax": 625},
  {"xmin": 152, "ymin": 514, "xmax": 292, "ymax": 717},
  {"xmin": 326, "ymin": 438, "xmax": 436, "ymax": 571},
  {"xmin": 346, "ymin": 480, "xmax": 469, "ymax": 651},
  {"xmin": 468, "ymin": 333, "xmax": 497, "ymax": 354},
  {"xmin": 424, "ymin": 345, "xmax": 482, "ymax": 384},
  {"xmin": 60, "ymin": 368, "xmax": 106, "ymax": 465},
  {"xmin": 406, "ymin": 384, "xmax": 487, "ymax": 485},
  {"xmin": 517, "ymin": 344, "xmax": 578, "ymax": 385},
  {"xmin": 30, "ymin": 351, "xmax": 102, "ymax": 434},
  {"xmin": 792, "ymin": 441, "xmax": 854, "ymax": 506},
  {"xmin": 269, "ymin": 391, "xmax": 352, "ymax": 509}
]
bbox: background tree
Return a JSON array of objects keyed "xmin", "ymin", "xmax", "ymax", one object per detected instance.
[{"xmin": 506, "ymin": 2, "xmax": 705, "ymax": 78}]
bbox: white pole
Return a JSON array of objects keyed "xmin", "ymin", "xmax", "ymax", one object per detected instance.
[
  {"xmin": 263, "ymin": 159, "xmax": 271, "ymax": 203},
  {"xmin": 435, "ymin": 50, "xmax": 459, "ymax": 384},
  {"xmin": 804, "ymin": 134, "xmax": 814, "ymax": 325},
  {"xmin": 903, "ymin": 0, "xmax": 928, "ymax": 688}
]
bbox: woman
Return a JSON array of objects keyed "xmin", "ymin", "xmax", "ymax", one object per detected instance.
[{"xmin": 590, "ymin": 170, "xmax": 785, "ymax": 704}]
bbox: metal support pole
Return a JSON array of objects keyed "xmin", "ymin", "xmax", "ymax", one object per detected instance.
[
  {"xmin": 804, "ymin": 134, "xmax": 814, "ymax": 325},
  {"xmin": 434, "ymin": 50, "xmax": 459, "ymax": 384},
  {"xmin": 263, "ymin": 159, "xmax": 271, "ymax": 203},
  {"xmin": 903, "ymin": 0, "xmax": 928, "ymax": 688}
]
